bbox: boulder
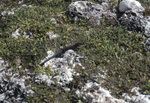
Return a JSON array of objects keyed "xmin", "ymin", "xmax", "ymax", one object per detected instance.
[
  {"xmin": 141, "ymin": 38, "xmax": 150, "ymax": 51},
  {"xmin": 143, "ymin": 16, "xmax": 150, "ymax": 37},
  {"xmin": 67, "ymin": 1, "xmax": 116, "ymax": 26},
  {"xmin": 0, "ymin": 59, "xmax": 34, "ymax": 103},
  {"xmin": 119, "ymin": 12, "xmax": 150, "ymax": 37},
  {"xmin": 119, "ymin": 0, "xmax": 145, "ymax": 13}
]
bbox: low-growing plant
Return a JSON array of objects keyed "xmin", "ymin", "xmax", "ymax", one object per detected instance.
[{"xmin": 0, "ymin": 0, "xmax": 150, "ymax": 102}]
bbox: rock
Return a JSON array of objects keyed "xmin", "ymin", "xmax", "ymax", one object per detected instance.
[
  {"xmin": 46, "ymin": 31, "xmax": 59, "ymax": 39},
  {"xmin": 50, "ymin": 18, "xmax": 57, "ymax": 24},
  {"xmin": 1, "ymin": 8, "xmax": 15, "ymax": 16},
  {"xmin": 67, "ymin": 1, "xmax": 116, "ymax": 26},
  {"xmin": 119, "ymin": 12, "xmax": 150, "ymax": 37},
  {"xmin": 12, "ymin": 28, "xmax": 34, "ymax": 38},
  {"xmin": 0, "ymin": 59, "xmax": 34, "ymax": 103},
  {"xmin": 12, "ymin": 28, "xmax": 21, "ymax": 38},
  {"xmin": 98, "ymin": 0, "xmax": 110, "ymax": 3},
  {"xmin": 143, "ymin": 16, "xmax": 150, "ymax": 37},
  {"xmin": 0, "ymin": 93, "xmax": 5, "ymax": 101},
  {"xmin": 141, "ymin": 38, "xmax": 150, "ymax": 51},
  {"xmin": 123, "ymin": 87, "xmax": 150, "ymax": 103},
  {"xmin": 77, "ymin": 81, "xmax": 126, "ymax": 103},
  {"xmin": 119, "ymin": 11, "xmax": 144, "ymax": 33},
  {"xmin": 1, "ymin": 4, "xmax": 32, "ymax": 16},
  {"xmin": 119, "ymin": 0, "xmax": 145, "ymax": 13},
  {"xmin": 35, "ymin": 50, "xmax": 85, "ymax": 88}
]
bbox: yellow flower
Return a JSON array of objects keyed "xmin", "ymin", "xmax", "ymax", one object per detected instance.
[
  {"xmin": 31, "ymin": 87, "xmax": 35, "ymax": 90},
  {"xmin": 115, "ymin": 67, "xmax": 117, "ymax": 71},
  {"xmin": 50, "ymin": 95, "xmax": 53, "ymax": 98},
  {"xmin": 143, "ymin": 78, "xmax": 146, "ymax": 81},
  {"xmin": 99, "ymin": 80, "xmax": 102, "ymax": 83},
  {"xmin": 118, "ymin": 84, "xmax": 122, "ymax": 87},
  {"xmin": 93, "ymin": 64, "xmax": 96, "ymax": 67},
  {"xmin": 7, "ymin": 52, "xmax": 10, "ymax": 56},
  {"xmin": 139, "ymin": 49, "xmax": 142, "ymax": 52},
  {"xmin": 107, "ymin": 60, "xmax": 110, "ymax": 63},
  {"xmin": 98, "ymin": 43, "xmax": 101, "ymax": 46},
  {"xmin": 0, "ymin": 41, "xmax": 1, "ymax": 44},
  {"xmin": 113, "ymin": 72, "xmax": 116, "ymax": 75},
  {"xmin": 99, "ymin": 60, "xmax": 102, "ymax": 62},
  {"xmin": 148, "ymin": 80, "xmax": 150, "ymax": 83}
]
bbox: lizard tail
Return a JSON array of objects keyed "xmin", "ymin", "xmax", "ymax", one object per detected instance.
[{"xmin": 39, "ymin": 56, "xmax": 53, "ymax": 66}]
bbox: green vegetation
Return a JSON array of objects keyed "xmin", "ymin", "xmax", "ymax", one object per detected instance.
[{"xmin": 0, "ymin": 0, "xmax": 150, "ymax": 102}]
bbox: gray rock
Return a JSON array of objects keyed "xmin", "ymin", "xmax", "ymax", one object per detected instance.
[
  {"xmin": 46, "ymin": 31, "xmax": 59, "ymax": 39},
  {"xmin": 124, "ymin": 87, "xmax": 150, "ymax": 103},
  {"xmin": 143, "ymin": 16, "xmax": 150, "ymax": 37},
  {"xmin": 0, "ymin": 93, "xmax": 5, "ymax": 101},
  {"xmin": 141, "ymin": 38, "xmax": 150, "ymax": 51},
  {"xmin": 119, "ymin": 0, "xmax": 145, "ymax": 13},
  {"xmin": 119, "ymin": 11, "xmax": 144, "ymax": 33},
  {"xmin": 119, "ymin": 11, "xmax": 150, "ymax": 37},
  {"xmin": 67, "ymin": 1, "xmax": 116, "ymax": 26},
  {"xmin": 0, "ymin": 59, "xmax": 34, "ymax": 103},
  {"xmin": 50, "ymin": 18, "xmax": 57, "ymax": 24},
  {"xmin": 35, "ymin": 50, "xmax": 85, "ymax": 88},
  {"xmin": 12, "ymin": 28, "xmax": 34, "ymax": 38}
]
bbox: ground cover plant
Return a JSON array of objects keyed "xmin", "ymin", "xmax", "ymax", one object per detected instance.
[{"xmin": 0, "ymin": 0, "xmax": 150, "ymax": 102}]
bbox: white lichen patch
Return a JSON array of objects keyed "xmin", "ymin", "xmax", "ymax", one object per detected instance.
[
  {"xmin": 35, "ymin": 50, "xmax": 85, "ymax": 88},
  {"xmin": 123, "ymin": 87, "xmax": 150, "ymax": 103},
  {"xmin": 76, "ymin": 81, "xmax": 125, "ymax": 103}
]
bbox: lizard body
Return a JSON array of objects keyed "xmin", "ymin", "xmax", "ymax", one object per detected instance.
[{"xmin": 40, "ymin": 42, "xmax": 83, "ymax": 66}]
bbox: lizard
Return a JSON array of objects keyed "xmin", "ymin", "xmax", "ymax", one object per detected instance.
[{"xmin": 40, "ymin": 42, "xmax": 83, "ymax": 66}]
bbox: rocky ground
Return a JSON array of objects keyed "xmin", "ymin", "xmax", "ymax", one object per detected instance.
[{"xmin": 0, "ymin": 0, "xmax": 150, "ymax": 103}]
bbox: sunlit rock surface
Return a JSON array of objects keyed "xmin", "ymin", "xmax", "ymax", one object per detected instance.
[{"xmin": 119, "ymin": 0, "xmax": 145, "ymax": 13}]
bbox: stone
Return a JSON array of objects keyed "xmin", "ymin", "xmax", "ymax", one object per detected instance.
[
  {"xmin": 0, "ymin": 93, "xmax": 5, "ymax": 101},
  {"xmin": 46, "ymin": 31, "xmax": 59, "ymax": 39},
  {"xmin": 36, "ymin": 50, "xmax": 85, "ymax": 87},
  {"xmin": 50, "ymin": 18, "xmax": 57, "ymax": 24},
  {"xmin": 124, "ymin": 87, "xmax": 150, "ymax": 103},
  {"xmin": 119, "ymin": 0, "xmax": 145, "ymax": 13},
  {"xmin": 12, "ymin": 28, "xmax": 34, "ymax": 38},
  {"xmin": 141, "ymin": 38, "xmax": 150, "ymax": 51},
  {"xmin": 119, "ymin": 11, "xmax": 144, "ymax": 33},
  {"xmin": 67, "ymin": 1, "xmax": 116, "ymax": 26},
  {"xmin": 143, "ymin": 16, "xmax": 150, "ymax": 37},
  {"xmin": 0, "ymin": 59, "xmax": 34, "ymax": 103},
  {"xmin": 78, "ymin": 81, "xmax": 126, "ymax": 103},
  {"xmin": 119, "ymin": 12, "xmax": 150, "ymax": 37}
]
